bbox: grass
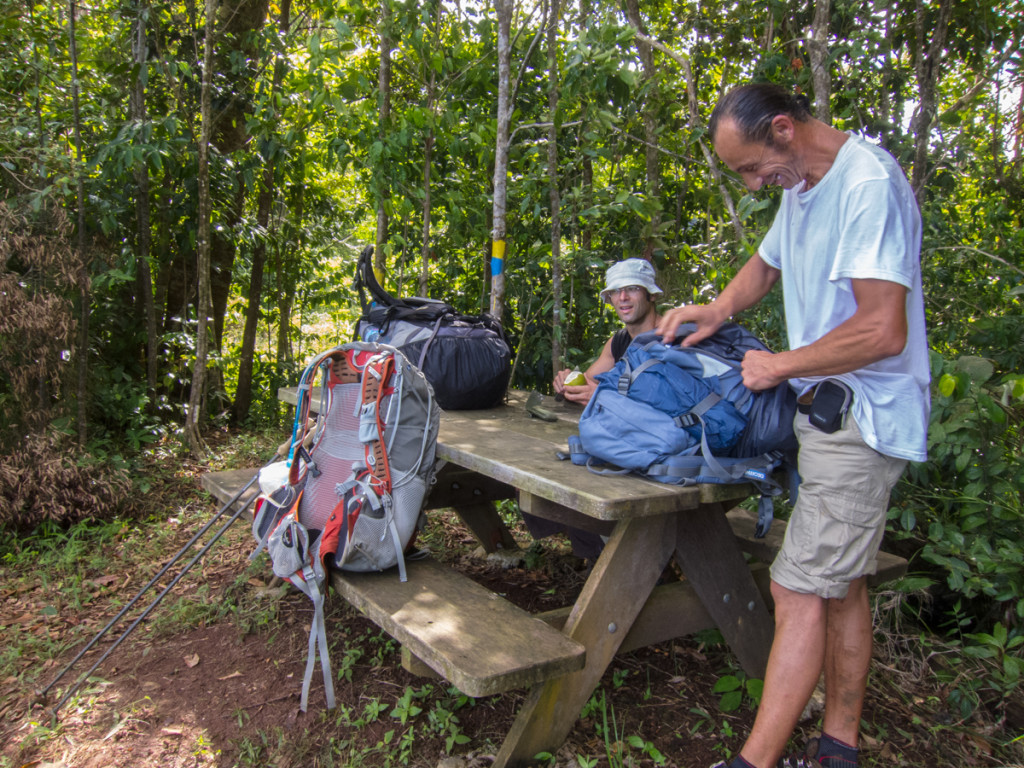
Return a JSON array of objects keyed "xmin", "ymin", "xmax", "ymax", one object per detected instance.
[{"xmin": 0, "ymin": 519, "xmax": 130, "ymax": 683}]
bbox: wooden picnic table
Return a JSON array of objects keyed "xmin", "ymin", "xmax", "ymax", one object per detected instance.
[
  {"xmin": 273, "ymin": 386, "xmax": 777, "ymax": 767},
  {"xmin": 201, "ymin": 386, "xmax": 905, "ymax": 765},
  {"xmin": 201, "ymin": 385, "xmax": 907, "ymax": 765}
]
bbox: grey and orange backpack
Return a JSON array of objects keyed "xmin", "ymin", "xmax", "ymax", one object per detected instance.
[{"xmin": 251, "ymin": 342, "xmax": 440, "ymax": 711}]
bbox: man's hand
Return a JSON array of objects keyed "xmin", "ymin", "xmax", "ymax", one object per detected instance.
[
  {"xmin": 658, "ymin": 254, "xmax": 780, "ymax": 345},
  {"xmin": 741, "ymin": 349, "xmax": 785, "ymax": 391},
  {"xmin": 655, "ymin": 303, "xmax": 728, "ymax": 346},
  {"xmin": 554, "ymin": 368, "xmax": 596, "ymax": 405},
  {"xmin": 561, "ymin": 380, "xmax": 596, "ymax": 405}
]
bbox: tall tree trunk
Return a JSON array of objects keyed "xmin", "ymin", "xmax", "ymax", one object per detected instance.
[
  {"xmin": 69, "ymin": 0, "xmax": 90, "ymax": 445},
  {"xmin": 234, "ymin": 161, "xmax": 274, "ymax": 423},
  {"xmin": 210, "ymin": 175, "xmax": 243, "ymax": 356},
  {"xmin": 561, "ymin": 0, "xmax": 592, "ymax": 361},
  {"xmin": 131, "ymin": 0, "xmax": 159, "ymax": 407},
  {"xmin": 419, "ymin": 128, "xmax": 433, "ymax": 297},
  {"xmin": 578, "ymin": 0, "xmax": 594, "ymax": 255},
  {"xmin": 275, "ymin": 257, "xmax": 294, "ymax": 369},
  {"xmin": 31, "ymin": 3, "xmax": 46, "ymax": 178},
  {"xmin": 375, "ymin": 0, "xmax": 393, "ymax": 274},
  {"xmin": 420, "ymin": 72, "xmax": 435, "ymax": 296},
  {"xmin": 648, "ymin": 35, "xmax": 744, "ymax": 241},
  {"xmin": 275, "ymin": 161, "xmax": 305, "ymax": 370},
  {"xmin": 419, "ymin": 1, "xmax": 446, "ymax": 297},
  {"xmin": 489, "ymin": 0, "xmax": 513, "ymax": 320},
  {"xmin": 547, "ymin": 0, "xmax": 563, "ymax": 376},
  {"xmin": 624, "ymin": 0, "xmax": 659, "ymax": 259},
  {"xmin": 1014, "ymin": 82, "xmax": 1024, "ymax": 163},
  {"xmin": 186, "ymin": 0, "xmax": 216, "ymax": 458},
  {"xmin": 233, "ymin": 0, "xmax": 290, "ymax": 423},
  {"xmin": 808, "ymin": 0, "xmax": 831, "ymax": 122},
  {"xmin": 878, "ymin": 4, "xmax": 894, "ymax": 151},
  {"xmin": 910, "ymin": 0, "xmax": 952, "ymax": 201}
]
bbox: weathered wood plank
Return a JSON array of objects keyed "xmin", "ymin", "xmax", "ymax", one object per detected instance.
[
  {"xmin": 450, "ymin": 501, "xmax": 520, "ymax": 553},
  {"xmin": 426, "ymin": 465, "xmax": 516, "ymax": 509},
  {"xmin": 672, "ymin": 502, "xmax": 774, "ymax": 678},
  {"xmin": 330, "ymin": 558, "xmax": 585, "ymax": 698},
  {"xmin": 519, "ymin": 495, "xmax": 616, "ymax": 538},
  {"xmin": 200, "ymin": 467, "xmax": 261, "ymax": 511},
  {"xmin": 401, "ymin": 647, "xmax": 442, "ymax": 680},
  {"xmin": 724, "ymin": 506, "xmax": 909, "ymax": 587},
  {"xmin": 536, "ymin": 564, "xmax": 774, "ymax": 653},
  {"xmin": 437, "ymin": 414, "xmax": 700, "ymax": 521},
  {"xmin": 494, "ymin": 514, "xmax": 677, "ymax": 768}
]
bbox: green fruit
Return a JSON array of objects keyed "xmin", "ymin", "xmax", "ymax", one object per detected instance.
[{"xmin": 565, "ymin": 370, "xmax": 586, "ymax": 386}]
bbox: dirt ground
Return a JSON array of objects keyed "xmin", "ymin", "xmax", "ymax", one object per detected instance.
[{"xmin": 1, "ymin": 487, "xmax": 1021, "ymax": 768}]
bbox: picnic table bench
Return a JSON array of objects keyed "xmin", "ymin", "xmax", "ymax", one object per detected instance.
[{"xmin": 203, "ymin": 388, "xmax": 907, "ymax": 767}]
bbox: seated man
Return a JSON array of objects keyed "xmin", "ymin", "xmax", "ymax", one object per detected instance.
[
  {"xmin": 554, "ymin": 258, "xmax": 663, "ymax": 406},
  {"xmin": 524, "ymin": 258, "xmax": 664, "ymax": 562}
]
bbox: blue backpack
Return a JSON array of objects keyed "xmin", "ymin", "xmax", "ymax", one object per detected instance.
[{"xmin": 565, "ymin": 323, "xmax": 798, "ymax": 536}]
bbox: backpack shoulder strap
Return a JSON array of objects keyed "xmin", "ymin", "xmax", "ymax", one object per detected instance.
[{"xmin": 610, "ymin": 327, "xmax": 632, "ymax": 362}]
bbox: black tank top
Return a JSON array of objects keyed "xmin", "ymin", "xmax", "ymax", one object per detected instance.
[{"xmin": 610, "ymin": 328, "xmax": 632, "ymax": 362}]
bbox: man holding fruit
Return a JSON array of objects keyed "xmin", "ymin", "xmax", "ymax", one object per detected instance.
[
  {"xmin": 553, "ymin": 258, "xmax": 663, "ymax": 406},
  {"xmin": 524, "ymin": 257, "xmax": 664, "ymax": 561}
]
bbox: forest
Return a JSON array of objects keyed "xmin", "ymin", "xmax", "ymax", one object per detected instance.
[{"xmin": 1, "ymin": 0, "xmax": 1023, "ymax": 759}]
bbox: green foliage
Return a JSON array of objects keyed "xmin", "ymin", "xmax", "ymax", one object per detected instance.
[
  {"xmin": 964, "ymin": 622, "xmax": 1024, "ymax": 705},
  {"xmin": 389, "ymin": 685, "xmax": 427, "ymax": 725},
  {"xmin": 887, "ymin": 339, "xmax": 1024, "ymax": 714},
  {"xmin": 712, "ymin": 668, "xmax": 764, "ymax": 713},
  {"xmin": 578, "ymin": 687, "xmax": 670, "ymax": 767},
  {"xmin": 893, "ymin": 350, "xmax": 1024, "ymax": 630}
]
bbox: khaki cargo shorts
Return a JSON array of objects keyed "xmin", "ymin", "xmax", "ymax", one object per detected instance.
[{"xmin": 770, "ymin": 412, "xmax": 907, "ymax": 599}]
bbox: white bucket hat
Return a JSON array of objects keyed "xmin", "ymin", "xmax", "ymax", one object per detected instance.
[{"xmin": 601, "ymin": 258, "xmax": 663, "ymax": 301}]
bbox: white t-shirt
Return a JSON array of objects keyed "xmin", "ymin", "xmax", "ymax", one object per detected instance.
[{"xmin": 758, "ymin": 135, "xmax": 930, "ymax": 462}]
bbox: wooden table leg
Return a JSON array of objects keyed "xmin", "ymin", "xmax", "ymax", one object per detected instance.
[
  {"xmin": 493, "ymin": 513, "xmax": 677, "ymax": 768},
  {"xmin": 452, "ymin": 501, "xmax": 519, "ymax": 553},
  {"xmin": 672, "ymin": 501, "xmax": 774, "ymax": 677}
]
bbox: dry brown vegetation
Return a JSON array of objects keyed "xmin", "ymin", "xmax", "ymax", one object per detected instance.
[{"xmin": 0, "ymin": 203, "xmax": 83, "ymax": 442}]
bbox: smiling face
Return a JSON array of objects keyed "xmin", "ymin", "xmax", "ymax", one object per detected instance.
[
  {"xmin": 713, "ymin": 116, "xmax": 805, "ymax": 192},
  {"xmin": 607, "ymin": 285, "xmax": 656, "ymax": 327}
]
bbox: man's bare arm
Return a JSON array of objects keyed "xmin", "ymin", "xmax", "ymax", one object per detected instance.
[
  {"xmin": 741, "ymin": 278, "xmax": 909, "ymax": 391},
  {"xmin": 657, "ymin": 255, "xmax": 781, "ymax": 345}
]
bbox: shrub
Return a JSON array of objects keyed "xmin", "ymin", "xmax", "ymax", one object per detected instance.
[
  {"xmin": 0, "ymin": 432, "xmax": 137, "ymax": 530},
  {"xmin": 893, "ymin": 351, "xmax": 1024, "ymax": 632},
  {"xmin": 0, "ymin": 202, "xmax": 82, "ymax": 449}
]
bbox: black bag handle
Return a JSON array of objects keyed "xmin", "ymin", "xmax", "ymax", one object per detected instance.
[
  {"xmin": 353, "ymin": 244, "xmax": 513, "ymax": 352},
  {"xmin": 354, "ymin": 245, "xmax": 452, "ymax": 314}
]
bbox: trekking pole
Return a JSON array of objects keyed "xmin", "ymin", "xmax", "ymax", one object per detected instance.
[
  {"xmin": 46, "ymin": 482, "xmax": 265, "ymax": 721},
  {"xmin": 39, "ymin": 451, "xmax": 282, "ymax": 715}
]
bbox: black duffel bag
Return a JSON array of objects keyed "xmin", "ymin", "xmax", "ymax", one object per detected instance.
[{"xmin": 353, "ymin": 246, "xmax": 513, "ymax": 410}]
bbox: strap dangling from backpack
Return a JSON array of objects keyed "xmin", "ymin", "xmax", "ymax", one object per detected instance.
[{"xmin": 289, "ymin": 560, "xmax": 335, "ymax": 711}]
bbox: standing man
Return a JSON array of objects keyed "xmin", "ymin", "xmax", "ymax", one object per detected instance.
[
  {"xmin": 554, "ymin": 257, "xmax": 663, "ymax": 405},
  {"xmin": 656, "ymin": 84, "xmax": 930, "ymax": 768}
]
